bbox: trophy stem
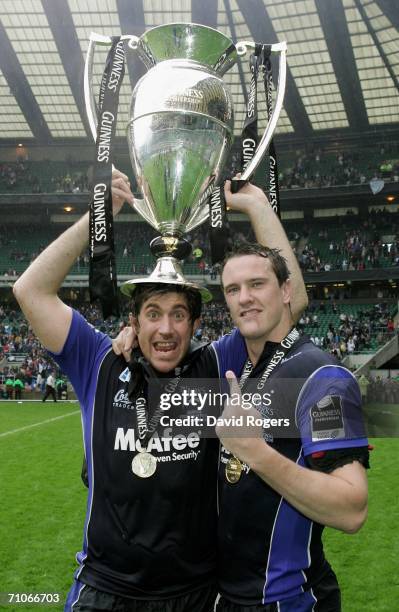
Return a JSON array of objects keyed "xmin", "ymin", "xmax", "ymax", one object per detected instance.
[{"xmin": 150, "ymin": 236, "xmax": 192, "ymax": 260}]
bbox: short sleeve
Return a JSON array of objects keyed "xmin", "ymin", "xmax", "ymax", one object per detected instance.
[
  {"xmin": 295, "ymin": 364, "xmax": 368, "ymax": 456},
  {"xmin": 212, "ymin": 328, "xmax": 247, "ymax": 379},
  {"xmin": 48, "ymin": 309, "xmax": 111, "ymax": 408}
]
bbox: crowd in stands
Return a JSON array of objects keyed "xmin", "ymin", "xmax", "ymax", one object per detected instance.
[
  {"xmin": 0, "ymin": 159, "xmax": 90, "ymax": 194},
  {"xmin": 298, "ymin": 301, "xmax": 396, "ymax": 358},
  {"xmin": 0, "ymin": 299, "xmax": 397, "ymax": 399},
  {"xmin": 278, "ymin": 142, "xmax": 399, "ymax": 190},
  {"xmin": 0, "ymin": 160, "xmax": 42, "ymax": 193},
  {"xmin": 291, "ymin": 210, "xmax": 399, "ymax": 273},
  {"xmin": 1, "ymin": 141, "xmax": 398, "ymax": 195},
  {"xmin": 1, "ymin": 209, "xmax": 398, "ymax": 278},
  {"xmin": 365, "ymin": 374, "xmax": 399, "ymax": 405},
  {"xmin": 0, "ymin": 304, "xmax": 56, "ymax": 397},
  {"xmin": 51, "ymin": 172, "xmax": 89, "ymax": 194},
  {"xmin": 0, "ymin": 302, "xmax": 126, "ymax": 399}
]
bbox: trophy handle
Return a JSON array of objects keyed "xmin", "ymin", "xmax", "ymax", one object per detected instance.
[
  {"xmin": 235, "ymin": 41, "xmax": 287, "ymax": 181},
  {"xmin": 84, "ymin": 32, "xmax": 139, "ymax": 141}
]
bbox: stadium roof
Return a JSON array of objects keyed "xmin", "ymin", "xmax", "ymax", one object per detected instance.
[{"xmin": 0, "ymin": 0, "xmax": 398, "ymax": 146}]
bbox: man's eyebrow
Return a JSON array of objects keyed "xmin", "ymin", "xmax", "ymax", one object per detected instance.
[
  {"xmin": 224, "ymin": 277, "xmax": 267, "ymax": 289},
  {"xmin": 169, "ymin": 304, "xmax": 189, "ymax": 311},
  {"xmin": 143, "ymin": 302, "xmax": 189, "ymax": 311},
  {"xmin": 143, "ymin": 302, "xmax": 162, "ymax": 310},
  {"xmin": 223, "ymin": 282, "xmax": 238, "ymax": 291}
]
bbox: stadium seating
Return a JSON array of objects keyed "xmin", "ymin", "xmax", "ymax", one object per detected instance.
[{"xmin": 1, "ymin": 141, "xmax": 398, "ymax": 194}]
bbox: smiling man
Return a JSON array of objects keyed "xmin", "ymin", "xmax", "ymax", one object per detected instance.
[
  {"xmin": 130, "ymin": 287, "xmax": 202, "ymax": 372},
  {"xmin": 213, "ymin": 243, "xmax": 370, "ymax": 612},
  {"xmin": 13, "ymin": 172, "xmax": 308, "ymax": 612}
]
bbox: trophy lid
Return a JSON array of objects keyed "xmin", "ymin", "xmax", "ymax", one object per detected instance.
[{"xmin": 120, "ymin": 257, "xmax": 213, "ymax": 303}]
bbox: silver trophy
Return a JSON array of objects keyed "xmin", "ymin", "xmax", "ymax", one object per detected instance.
[{"xmin": 84, "ymin": 23, "xmax": 287, "ymax": 301}]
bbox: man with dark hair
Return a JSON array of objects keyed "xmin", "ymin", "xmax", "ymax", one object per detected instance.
[
  {"xmin": 212, "ymin": 241, "xmax": 369, "ymax": 611},
  {"xmin": 221, "ymin": 243, "xmax": 290, "ymax": 286},
  {"xmin": 14, "ymin": 172, "xmax": 308, "ymax": 612},
  {"xmin": 131, "ymin": 283, "xmax": 203, "ymax": 324}
]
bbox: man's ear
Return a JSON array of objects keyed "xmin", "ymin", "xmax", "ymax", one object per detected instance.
[{"xmin": 282, "ymin": 279, "xmax": 292, "ymax": 305}]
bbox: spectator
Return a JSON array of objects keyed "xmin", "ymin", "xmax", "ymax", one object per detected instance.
[
  {"xmin": 13, "ymin": 376, "xmax": 24, "ymax": 400},
  {"xmin": 42, "ymin": 371, "xmax": 57, "ymax": 403},
  {"xmin": 358, "ymin": 374, "xmax": 370, "ymax": 404},
  {"xmin": 5, "ymin": 377, "xmax": 14, "ymax": 399}
]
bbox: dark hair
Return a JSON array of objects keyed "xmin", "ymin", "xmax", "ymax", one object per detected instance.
[
  {"xmin": 131, "ymin": 283, "xmax": 202, "ymax": 321},
  {"xmin": 220, "ymin": 242, "xmax": 290, "ymax": 287}
]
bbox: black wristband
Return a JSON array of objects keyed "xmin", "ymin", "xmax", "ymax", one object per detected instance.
[{"xmin": 305, "ymin": 446, "xmax": 370, "ymax": 473}]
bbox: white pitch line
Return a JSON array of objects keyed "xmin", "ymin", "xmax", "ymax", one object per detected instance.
[{"xmin": 0, "ymin": 410, "xmax": 80, "ymax": 438}]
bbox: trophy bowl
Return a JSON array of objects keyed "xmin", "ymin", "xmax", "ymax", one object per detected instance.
[{"xmin": 84, "ymin": 23, "xmax": 287, "ymax": 300}]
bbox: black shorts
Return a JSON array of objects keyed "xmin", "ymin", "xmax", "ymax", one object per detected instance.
[
  {"xmin": 67, "ymin": 582, "xmax": 217, "ymax": 612},
  {"xmin": 216, "ymin": 568, "xmax": 341, "ymax": 612}
]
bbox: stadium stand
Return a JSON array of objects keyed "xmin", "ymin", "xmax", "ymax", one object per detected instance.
[
  {"xmin": 1, "ymin": 211, "xmax": 398, "ymax": 278},
  {"xmin": 1, "ymin": 140, "xmax": 398, "ymax": 398},
  {"xmin": 1, "ymin": 298, "xmax": 397, "ymax": 399},
  {"xmin": 1, "ymin": 141, "xmax": 398, "ymax": 194}
]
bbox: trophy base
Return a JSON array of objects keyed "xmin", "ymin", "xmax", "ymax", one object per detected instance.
[{"xmin": 120, "ymin": 256, "xmax": 212, "ymax": 303}]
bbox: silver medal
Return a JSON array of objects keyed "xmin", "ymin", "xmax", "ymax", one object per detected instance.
[{"xmin": 131, "ymin": 451, "xmax": 157, "ymax": 478}]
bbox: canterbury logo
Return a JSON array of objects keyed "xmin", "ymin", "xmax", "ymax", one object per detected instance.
[{"xmin": 113, "ymin": 389, "xmax": 132, "ymax": 409}]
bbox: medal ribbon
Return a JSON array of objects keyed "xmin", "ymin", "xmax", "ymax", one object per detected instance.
[
  {"xmin": 130, "ymin": 356, "xmax": 186, "ymax": 449},
  {"xmin": 238, "ymin": 327, "xmax": 300, "ymax": 391},
  {"xmin": 225, "ymin": 328, "xmax": 300, "ymax": 483}
]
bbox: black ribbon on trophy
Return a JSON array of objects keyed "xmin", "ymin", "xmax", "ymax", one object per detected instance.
[
  {"xmin": 209, "ymin": 43, "xmax": 281, "ymax": 264},
  {"xmin": 89, "ymin": 36, "xmax": 125, "ymax": 318},
  {"xmin": 262, "ymin": 46, "xmax": 281, "ymax": 218},
  {"xmin": 208, "ymin": 182, "xmax": 233, "ymax": 265},
  {"xmin": 241, "ymin": 46, "xmax": 262, "ymax": 176}
]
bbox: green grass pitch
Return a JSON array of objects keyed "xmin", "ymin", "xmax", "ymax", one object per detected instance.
[{"xmin": 0, "ymin": 400, "xmax": 398, "ymax": 611}]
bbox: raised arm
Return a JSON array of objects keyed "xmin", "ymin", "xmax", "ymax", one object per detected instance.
[
  {"xmin": 224, "ymin": 180, "xmax": 308, "ymax": 322},
  {"xmin": 13, "ymin": 170, "xmax": 134, "ymax": 353}
]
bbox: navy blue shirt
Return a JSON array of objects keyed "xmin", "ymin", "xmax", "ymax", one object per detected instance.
[
  {"xmin": 213, "ymin": 329, "xmax": 368, "ymax": 606},
  {"xmin": 51, "ymin": 310, "xmax": 224, "ymax": 599}
]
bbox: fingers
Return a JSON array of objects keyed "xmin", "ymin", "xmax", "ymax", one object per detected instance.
[
  {"xmin": 112, "ymin": 186, "xmax": 134, "ymax": 205},
  {"xmin": 112, "ymin": 169, "xmax": 129, "ymax": 182},
  {"xmin": 112, "ymin": 326, "xmax": 137, "ymax": 362},
  {"xmin": 124, "ymin": 327, "xmax": 137, "ymax": 351},
  {"xmin": 122, "ymin": 348, "xmax": 133, "ymax": 363},
  {"xmin": 226, "ymin": 370, "xmax": 241, "ymax": 398},
  {"xmin": 111, "ymin": 171, "xmax": 134, "ymax": 205},
  {"xmin": 122, "ymin": 326, "xmax": 137, "ymax": 362},
  {"xmin": 112, "ymin": 327, "xmax": 129, "ymax": 355},
  {"xmin": 111, "ymin": 176, "xmax": 132, "ymax": 194},
  {"xmin": 111, "ymin": 338, "xmax": 122, "ymax": 356}
]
